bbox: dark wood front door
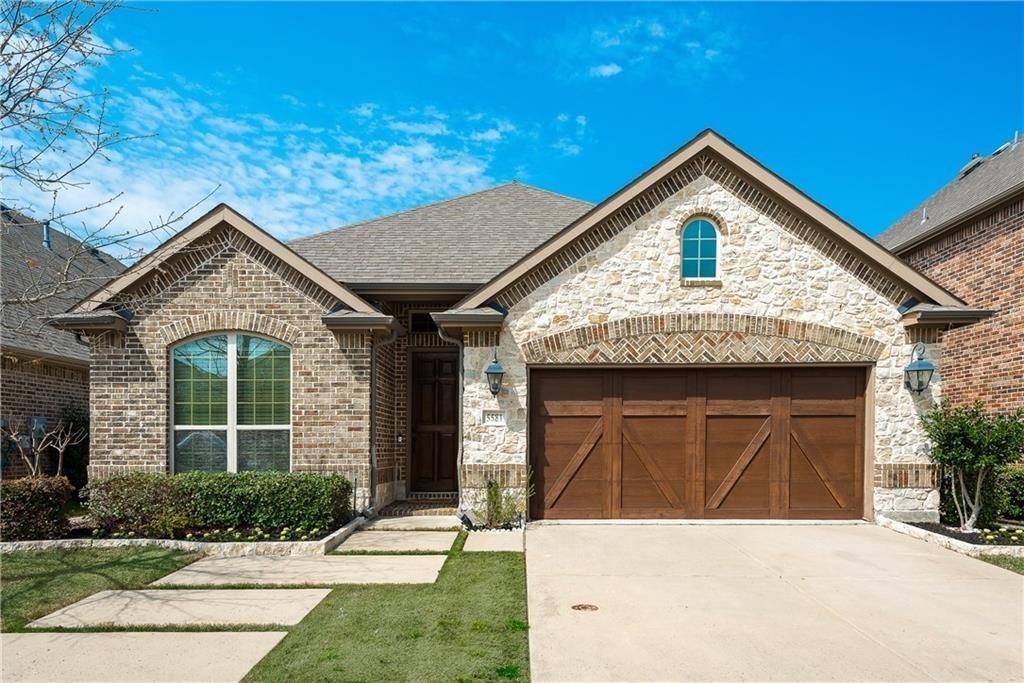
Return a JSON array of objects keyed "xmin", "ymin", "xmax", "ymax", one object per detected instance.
[
  {"xmin": 530, "ymin": 368, "xmax": 865, "ymax": 520},
  {"xmin": 410, "ymin": 352, "xmax": 458, "ymax": 492}
]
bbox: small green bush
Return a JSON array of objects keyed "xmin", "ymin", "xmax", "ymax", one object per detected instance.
[
  {"xmin": 1000, "ymin": 465, "xmax": 1024, "ymax": 521},
  {"xmin": 0, "ymin": 476, "xmax": 73, "ymax": 540},
  {"xmin": 176, "ymin": 471, "xmax": 352, "ymax": 530},
  {"xmin": 85, "ymin": 473, "xmax": 188, "ymax": 538},
  {"xmin": 86, "ymin": 471, "xmax": 352, "ymax": 538}
]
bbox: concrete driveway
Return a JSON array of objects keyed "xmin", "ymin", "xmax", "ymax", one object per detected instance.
[{"xmin": 526, "ymin": 524, "xmax": 1023, "ymax": 682}]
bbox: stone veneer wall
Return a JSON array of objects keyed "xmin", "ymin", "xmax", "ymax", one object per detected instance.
[
  {"xmin": 900, "ymin": 193, "xmax": 1024, "ymax": 412},
  {"xmin": 463, "ymin": 171, "xmax": 943, "ymax": 522},
  {"xmin": 87, "ymin": 226, "xmax": 375, "ymax": 507},
  {"xmin": 0, "ymin": 354, "xmax": 90, "ymax": 478}
]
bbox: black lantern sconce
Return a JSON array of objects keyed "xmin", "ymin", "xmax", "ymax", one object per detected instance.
[
  {"xmin": 484, "ymin": 348, "xmax": 505, "ymax": 397},
  {"xmin": 903, "ymin": 342, "xmax": 935, "ymax": 394}
]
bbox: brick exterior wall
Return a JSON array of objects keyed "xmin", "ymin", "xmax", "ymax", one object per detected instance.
[
  {"xmin": 899, "ymin": 194, "xmax": 1024, "ymax": 411},
  {"xmin": 85, "ymin": 225, "xmax": 375, "ymax": 506},
  {"xmin": 1, "ymin": 354, "xmax": 89, "ymax": 478}
]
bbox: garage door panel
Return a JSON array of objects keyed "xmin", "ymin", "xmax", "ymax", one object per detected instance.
[{"xmin": 530, "ymin": 368, "xmax": 864, "ymax": 520}]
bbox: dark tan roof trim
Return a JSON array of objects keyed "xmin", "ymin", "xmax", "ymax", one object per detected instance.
[
  {"xmin": 48, "ymin": 310, "xmax": 130, "ymax": 333},
  {"xmin": 900, "ymin": 304, "xmax": 994, "ymax": 328},
  {"xmin": 458, "ymin": 129, "xmax": 965, "ymax": 310},
  {"xmin": 431, "ymin": 307, "xmax": 505, "ymax": 330},
  {"xmin": 321, "ymin": 310, "xmax": 404, "ymax": 334},
  {"xmin": 71, "ymin": 204, "xmax": 379, "ymax": 315}
]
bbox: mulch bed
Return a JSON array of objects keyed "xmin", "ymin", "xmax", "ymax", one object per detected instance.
[{"xmin": 912, "ymin": 522, "xmax": 1024, "ymax": 546}]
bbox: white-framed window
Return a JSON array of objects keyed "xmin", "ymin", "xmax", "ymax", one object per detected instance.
[
  {"xmin": 681, "ymin": 217, "xmax": 720, "ymax": 279},
  {"xmin": 170, "ymin": 333, "xmax": 291, "ymax": 473}
]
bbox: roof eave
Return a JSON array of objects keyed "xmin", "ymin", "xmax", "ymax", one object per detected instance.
[
  {"xmin": 886, "ymin": 181, "xmax": 1024, "ymax": 254},
  {"xmin": 321, "ymin": 312, "xmax": 404, "ymax": 335},
  {"xmin": 901, "ymin": 308, "xmax": 995, "ymax": 328},
  {"xmin": 47, "ymin": 312, "xmax": 129, "ymax": 333}
]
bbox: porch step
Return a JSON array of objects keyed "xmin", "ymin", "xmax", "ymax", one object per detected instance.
[{"xmin": 379, "ymin": 499, "xmax": 459, "ymax": 517}]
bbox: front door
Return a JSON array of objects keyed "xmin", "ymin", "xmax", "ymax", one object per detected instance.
[{"xmin": 410, "ymin": 351, "xmax": 458, "ymax": 492}]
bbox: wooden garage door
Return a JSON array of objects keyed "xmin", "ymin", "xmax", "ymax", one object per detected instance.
[{"xmin": 529, "ymin": 368, "xmax": 864, "ymax": 520}]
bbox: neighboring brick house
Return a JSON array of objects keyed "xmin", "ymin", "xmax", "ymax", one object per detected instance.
[
  {"xmin": 878, "ymin": 135, "xmax": 1023, "ymax": 411},
  {"xmin": 1, "ymin": 206, "xmax": 124, "ymax": 478},
  {"xmin": 53, "ymin": 130, "xmax": 989, "ymax": 522}
]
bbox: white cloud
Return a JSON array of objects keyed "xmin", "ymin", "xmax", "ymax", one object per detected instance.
[
  {"xmin": 588, "ymin": 63, "xmax": 623, "ymax": 78},
  {"xmin": 553, "ymin": 139, "xmax": 581, "ymax": 156},
  {"xmin": 387, "ymin": 120, "xmax": 450, "ymax": 136},
  {"xmin": 280, "ymin": 94, "xmax": 303, "ymax": 107},
  {"xmin": 351, "ymin": 102, "xmax": 378, "ymax": 118}
]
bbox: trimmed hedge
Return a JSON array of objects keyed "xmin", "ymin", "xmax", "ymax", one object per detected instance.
[
  {"xmin": 1, "ymin": 476, "xmax": 74, "ymax": 541},
  {"xmin": 1002, "ymin": 465, "xmax": 1024, "ymax": 521},
  {"xmin": 85, "ymin": 472, "xmax": 352, "ymax": 538}
]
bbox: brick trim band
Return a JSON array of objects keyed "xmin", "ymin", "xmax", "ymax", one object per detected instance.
[
  {"xmin": 521, "ymin": 313, "xmax": 887, "ymax": 364},
  {"xmin": 874, "ymin": 463, "xmax": 938, "ymax": 489},
  {"xmin": 158, "ymin": 311, "xmax": 303, "ymax": 346}
]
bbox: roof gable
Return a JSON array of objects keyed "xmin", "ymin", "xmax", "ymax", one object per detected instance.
[
  {"xmin": 72, "ymin": 204, "xmax": 378, "ymax": 314},
  {"xmin": 458, "ymin": 129, "xmax": 964, "ymax": 311},
  {"xmin": 289, "ymin": 183, "xmax": 592, "ymax": 286}
]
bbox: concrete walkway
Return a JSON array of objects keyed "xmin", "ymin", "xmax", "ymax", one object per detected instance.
[
  {"xmin": 527, "ymin": 524, "xmax": 1024, "ymax": 682},
  {"xmin": 463, "ymin": 530, "xmax": 523, "ymax": 552},
  {"xmin": 335, "ymin": 530, "xmax": 457, "ymax": 552},
  {"xmin": 29, "ymin": 589, "xmax": 330, "ymax": 628},
  {"xmin": 1, "ymin": 632, "xmax": 285, "ymax": 682},
  {"xmin": 153, "ymin": 554, "xmax": 447, "ymax": 586},
  {"xmin": 363, "ymin": 515, "xmax": 462, "ymax": 530}
]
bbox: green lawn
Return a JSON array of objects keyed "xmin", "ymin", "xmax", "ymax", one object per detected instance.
[
  {"xmin": 246, "ymin": 535, "xmax": 530, "ymax": 682},
  {"xmin": 0, "ymin": 547, "xmax": 198, "ymax": 631},
  {"xmin": 982, "ymin": 555, "xmax": 1024, "ymax": 575}
]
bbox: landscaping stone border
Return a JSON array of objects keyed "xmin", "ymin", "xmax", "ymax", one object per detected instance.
[
  {"xmin": 0, "ymin": 516, "xmax": 366, "ymax": 556},
  {"xmin": 878, "ymin": 516, "xmax": 1024, "ymax": 558}
]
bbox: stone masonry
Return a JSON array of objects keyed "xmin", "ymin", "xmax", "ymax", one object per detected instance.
[
  {"xmin": 86, "ymin": 225, "xmax": 375, "ymax": 506},
  {"xmin": 463, "ymin": 170, "xmax": 943, "ymax": 522}
]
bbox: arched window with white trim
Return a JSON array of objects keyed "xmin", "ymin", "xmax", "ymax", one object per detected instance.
[
  {"xmin": 171, "ymin": 333, "xmax": 291, "ymax": 473},
  {"xmin": 681, "ymin": 217, "xmax": 719, "ymax": 279}
]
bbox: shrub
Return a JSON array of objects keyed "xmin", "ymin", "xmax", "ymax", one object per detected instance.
[
  {"xmin": 938, "ymin": 467, "xmax": 1005, "ymax": 529},
  {"xmin": 923, "ymin": 403, "xmax": 1024, "ymax": 531},
  {"xmin": 85, "ymin": 473, "xmax": 189, "ymax": 538},
  {"xmin": 176, "ymin": 472, "xmax": 352, "ymax": 530},
  {"xmin": 0, "ymin": 476, "xmax": 73, "ymax": 540},
  {"xmin": 467, "ymin": 477, "xmax": 534, "ymax": 529},
  {"xmin": 1001, "ymin": 464, "xmax": 1024, "ymax": 521},
  {"xmin": 86, "ymin": 471, "xmax": 352, "ymax": 537}
]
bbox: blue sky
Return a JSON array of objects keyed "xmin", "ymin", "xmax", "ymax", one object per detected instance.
[{"xmin": 18, "ymin": 2, "xmax": 1023, "ymax": 244}]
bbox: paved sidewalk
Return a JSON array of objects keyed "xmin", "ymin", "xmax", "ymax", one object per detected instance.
[
  {"xmin": 2, "ymin": 632, "xmax": 286, "ymax": 682},
  {"xmin": 336, "ymin": 530, "xmax": 457, "ymax": 552},
  {"xmin": 29, "ymin": 589, "xmax": 329, "ymax": 628},
  {"xmin": 463, "ymin": 531, "xmax": 523, "ymax": 552},
  {"xmin": 153, "ymin": 553, "xmax": 446, "ymax": 585},
  {"xmin": 527, "ymin": 524, "xmax": 1023, "ymax": 682}
]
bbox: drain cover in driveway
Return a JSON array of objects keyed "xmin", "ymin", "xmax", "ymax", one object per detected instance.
[{"xmin": 571, "ymin": 604, "xmax": 598, "ymax": 611}]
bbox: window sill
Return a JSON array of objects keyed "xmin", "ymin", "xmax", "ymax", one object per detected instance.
[{"xmin": 680, "ymin": 278, "xmax": 723, "ymax": 288}]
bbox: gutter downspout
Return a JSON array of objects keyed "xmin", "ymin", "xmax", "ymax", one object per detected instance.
[
  {"xmin": 436, "ymin": 326, "xmax": 465, "ymax": 513},
  {"xmin": 368, "ymin": 325, "xmax": 399, "ymax": 515}
]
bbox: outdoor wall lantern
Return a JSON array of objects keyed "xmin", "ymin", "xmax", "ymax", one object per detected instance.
[
  {"xmin": 485, "ymin": 349, "xmax": 505, "ymax": 397},
  {"xmin": 903, "ymin": 342, "xmax": 935, "ymax": 394}
]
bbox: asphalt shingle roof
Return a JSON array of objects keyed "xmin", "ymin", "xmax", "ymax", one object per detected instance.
[
  {"xmin": 289, "ymin": 182, "xmax": 593, "ymax": 285},
  {"xmin": 1, "ymin": 207, "xmax": 125, "ymax": 362},
  {"xmin": 878, "ymin": 137, "xmax": 1024, "ymax": 251}
]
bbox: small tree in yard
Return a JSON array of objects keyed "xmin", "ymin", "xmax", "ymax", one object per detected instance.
[
  {"xmin": 923, "ymin": 403, "xmax": 1024, "ymax": 532},
  {"xmin": 0, "ymin": 417, "xmax": 86, "ymax": 477}
]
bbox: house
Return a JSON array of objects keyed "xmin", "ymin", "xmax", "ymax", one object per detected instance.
[
  {"xmin": 50, "ymin": 130, "xmax": 990, "ymax": 523},
  {"xmin": 877, "ymin": 134, "xmax": 1023, "ymax": 412},
  {"xmin": 1, "ymin": 206, "xmax": 125, "ymax": 478}
]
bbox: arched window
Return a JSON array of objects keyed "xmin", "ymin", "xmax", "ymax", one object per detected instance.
[
  {"xmin": 681, "ymin": 218, "xmax": 719, "ymax": 279},
  {"xmin": 171, "ymin": 333, "xmax": 291, "ymax": 473}
]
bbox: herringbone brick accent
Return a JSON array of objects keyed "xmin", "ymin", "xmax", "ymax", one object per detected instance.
[{"xmin": 522, "ymin": 313, "xmax": 886, "ymax": 364}]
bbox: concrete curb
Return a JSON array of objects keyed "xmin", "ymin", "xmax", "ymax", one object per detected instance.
[
  {"xmin": 0, "ymin": 516, "xmax": 366, "ymax": 556},
  {"xmin": 877, "ymin": 516, "xmax": 1024, "ymax": 558}
]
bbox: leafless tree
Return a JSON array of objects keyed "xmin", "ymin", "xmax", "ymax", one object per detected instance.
[
  {"xmin": 1, "ymin": 0, "xmax": 216, "ymax": 335},
  {"xmin": 1, "ymin": 416, "xmax": 85, "ymax": 476}
]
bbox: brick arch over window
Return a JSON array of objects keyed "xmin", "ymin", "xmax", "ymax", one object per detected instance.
[
  {"xmin": 520, "ymin": 313, "xmax": 887, "ymax": 364},
  {"xmin": 158, "ymin": 311, "xmax": 303, "ymax": 347},
  {"xmin": 676, "ymin": 208, "xmax": 729, "ymax": 235}
]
